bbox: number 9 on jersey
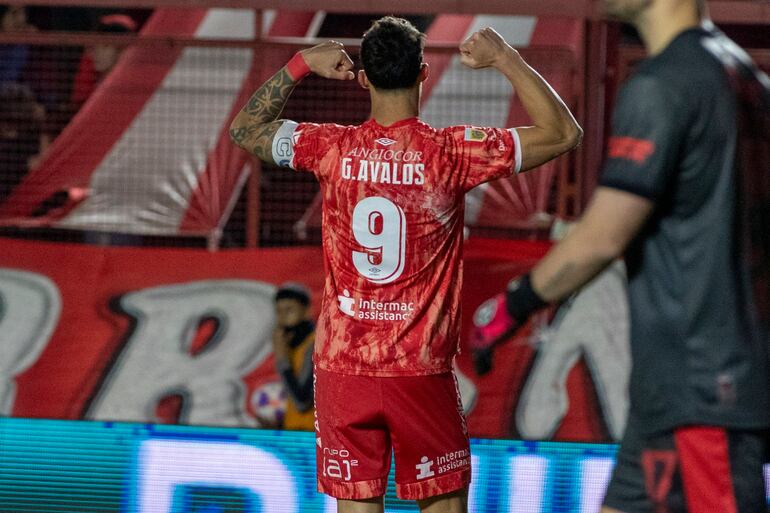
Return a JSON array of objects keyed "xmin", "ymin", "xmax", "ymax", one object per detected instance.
[{"xmin": 352, "ymin": 197, "xmax": 406, "ymax": 284}]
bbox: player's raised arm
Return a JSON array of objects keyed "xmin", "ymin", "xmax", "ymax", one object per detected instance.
[
  {"xmin": 460, "ymin": 28, "xmax": 582, "ymax": 172},
  {"xmin": 228, "ymin": 41, "xmax": 355, "ymax": 165}
]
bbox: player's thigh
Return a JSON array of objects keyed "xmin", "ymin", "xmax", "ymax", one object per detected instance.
[
  {"xmin": 417, "ymin": 488, "xmax": 468, "ymax": 513},
  {"xmin": 603, "ymin": 418, "xmax": 680, "ymax": 513},
  {"xmin": 337, "ymin": 497, "xmax": 384, "ymax": 513},
  {"xmin": 673, "ymin": 426, "xmax": 767, "ymax": 513},
  {"xmin": 606, "ymin": 421, "xmax": 768, "ymax": 513},
  {"xmin": 383, "ymin": 372, "xmax": 471, "ymax": 501},
  {"xmin": 725, "ymin": 430, "xmax": 768, "ymax": 513},
  {"xmin": 315, "ymin": 368, "xmax": 392, "ymax": 500}
]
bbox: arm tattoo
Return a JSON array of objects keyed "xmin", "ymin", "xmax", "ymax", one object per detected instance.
[
  {"xmin": 229, "ymin": 123, "xmax": 281, "ymax": 162},
  {"xmin": 229, "ymin": 68, "xmax": 298, "ymax": 163},
  {"xmin": 244, "ymin": 68, "xmax": 297, "ymax": 119}
]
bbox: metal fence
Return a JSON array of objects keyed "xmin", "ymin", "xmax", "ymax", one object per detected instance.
[{"xmin": 0, "ymin": 13, "xmax": 583, "ymax": 247}]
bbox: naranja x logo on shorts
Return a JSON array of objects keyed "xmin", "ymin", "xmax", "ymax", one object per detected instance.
[{"xmin": 322, "ymin": 446, "xmax": 359, "ymax": 481}]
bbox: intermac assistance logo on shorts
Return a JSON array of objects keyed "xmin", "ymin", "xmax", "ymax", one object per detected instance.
[
  {"xmin": 416, "ymin": 449, "xmax": 470, "ymax": 480},
  {"xmin": 337, "ymin": 289, "xmax": 414, "ymax": 321},
  {"xmin": 415, "ymin": 457, "xmax": 435, "ymax": 480}
]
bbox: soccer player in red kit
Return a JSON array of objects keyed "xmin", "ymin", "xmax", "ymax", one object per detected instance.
[{"xmin": 230, "ymin": 17, "xmax": 581, "ymax": 513}]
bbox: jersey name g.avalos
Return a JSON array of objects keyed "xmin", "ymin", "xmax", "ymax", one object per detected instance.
[{"xmin": 279, "ymin": 117, "xmax": 520, "ymax": 376}]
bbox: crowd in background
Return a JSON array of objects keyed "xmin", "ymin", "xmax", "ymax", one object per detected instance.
[{"xmin": 0, "ymin": 5, "xmax": 149, "ymax": 201}]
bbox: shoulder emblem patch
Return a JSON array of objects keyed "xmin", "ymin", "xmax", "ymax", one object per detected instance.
[
  {"xmin": 607, "ymin": 136, "xmax": 655, "ymax": 164},
  {"xmin": 464, "ymin": 128, "xmax": 488, "ymax": 143}
]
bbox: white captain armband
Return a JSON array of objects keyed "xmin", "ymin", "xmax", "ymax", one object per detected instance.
[{"xmin": 272, "ymin": 120, "xmax": 299, "ymax": 169}]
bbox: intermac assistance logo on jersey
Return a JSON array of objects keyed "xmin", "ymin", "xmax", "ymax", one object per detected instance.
[{"xmin": 337, "ymin": 289, "xmax": 415, "ymax": 321}]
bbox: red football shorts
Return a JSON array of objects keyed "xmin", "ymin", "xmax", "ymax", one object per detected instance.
[{"xmin": 314, "ymin": 367, "xmax": 471, "ymax": 500}]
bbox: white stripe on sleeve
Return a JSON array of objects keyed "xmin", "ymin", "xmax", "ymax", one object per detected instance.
[{"xmin": 509, "ymin": 128, "xmax": 523, "ymax": 174}]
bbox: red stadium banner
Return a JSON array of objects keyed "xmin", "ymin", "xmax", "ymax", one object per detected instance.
[
  {"xmin": 0, "ymin": 237, "xmax": 628, "ymax": 441},
  {"xmin": 0, "ymin": 8, "xmax": 317, "ymax": 238}
]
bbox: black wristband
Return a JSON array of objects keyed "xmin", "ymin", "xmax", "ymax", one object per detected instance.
[{"xmin": 506, "ymin": 273, "xmax": 547, "ymax": 323}]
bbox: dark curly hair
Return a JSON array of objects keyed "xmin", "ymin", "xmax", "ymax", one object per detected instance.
[{"xmin": 361, "ymin": 16, "xmax": 425, "ymax": 90}]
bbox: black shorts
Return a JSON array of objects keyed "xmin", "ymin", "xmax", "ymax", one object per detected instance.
[{"xmin": 603, "ymin": 419, "xmax": 767, "ymax": 513}]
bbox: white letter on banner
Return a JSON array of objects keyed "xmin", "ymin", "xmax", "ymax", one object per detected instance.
[
  {"xmin": 468, "ymin": 454, "xmax": 481, "ymax": 511},
  {"xmin": 87, "ymin": 280, "xmax": 275, "ymax": 426},
  {"xmin": 580, "ymin": 457, "xmax": 614, "ymax": 513},
  {"xmin": 137, "ymin": 439, "xmax": 297, "ymax": 513},
  {"xmin": 507, "ymin": 455, "xmax": 547, "ymax": 513},
  {"xmin": 0, "ymin": 269, "xmax": 61, "ymax": 414},
  {"xmin": 517, "ymin": 261, "xmax": 631, "ymax": 440}
]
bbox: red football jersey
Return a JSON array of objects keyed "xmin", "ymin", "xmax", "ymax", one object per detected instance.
[{"xmin": 290, "ymin": 117, "xmax": 521, "ymax": 376}]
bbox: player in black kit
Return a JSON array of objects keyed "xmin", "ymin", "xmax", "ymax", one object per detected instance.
[{"xmin": 471, "ymin": 0, "xmax": 770, "ymax": 512}]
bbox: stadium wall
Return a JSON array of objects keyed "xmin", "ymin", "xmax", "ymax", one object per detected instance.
[{"xmin": 0, "ymin": 237, "xmax": 631, "ymax": 442}]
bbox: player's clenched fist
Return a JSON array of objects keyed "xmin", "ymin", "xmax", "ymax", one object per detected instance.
[
  {"xmin": 459, "ymin": 27, "xmax": 517, "ymax": 69},
  {"xmin": 300, "ymin": 40, "xmax": 355, "ymax": 80}
]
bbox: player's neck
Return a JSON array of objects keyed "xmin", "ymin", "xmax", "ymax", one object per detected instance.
[
  {"xmin": 635, "ymin": 2, "xmax": 702, "ymax": 56},
  {"xmin": 368, "ymin": 89, "xmax": 420, "ymax": 127}
]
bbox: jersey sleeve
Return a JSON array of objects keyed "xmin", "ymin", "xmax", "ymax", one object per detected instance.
[
  {"xmin": 599, "ymin": 74, "xmax": 689, "ymax": 200},
  {"xmin": 285, "ymin": 122, "xmax": 342, "ymax": 178},
  {"xmin": 449, "ymin": 126, "xmax": 522, "ymax": 191}
]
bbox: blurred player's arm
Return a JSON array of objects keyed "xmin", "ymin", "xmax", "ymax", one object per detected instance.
[
  {"xmin": 229, "ymin": 41, "xmax": 354, "ymax": 165},
  {"xmin": 471, "ymin": 75, "xmax": 684, "ymax": 375},
  {"xmin": 470, "ymin": 188, "xmax": 651, "ymax": 374},
  {"xmin": 526, "ymin": 75, "xmax": 683, "ymax": 301},
  {"xmin": 460, "ymin": 28, "xmax": 582, "ymax": 172},
  {"xmin": 530, "ymin": 188, "xmax": 651, "ymax": 301}
]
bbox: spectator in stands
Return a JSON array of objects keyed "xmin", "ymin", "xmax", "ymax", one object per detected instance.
[
  {"xmin": 271, "ymin": 283, "xmax": 315, "ymax": 431},
  {"xmin": 8, "ymin": 7, "xmax": 80, "ymax": 144},
  {"xmin": 70, "ymin": 14, "xmax": 136, "ymax": 107},
  {"xmin": 0, "ymin": 82, "xmax": 42, "ymax": 200},
  {"xmin": 0, "ymin": 5, "xmax": 37, "ymax": 84}
]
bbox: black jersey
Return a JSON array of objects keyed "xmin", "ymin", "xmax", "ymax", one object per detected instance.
[{"xmin": 599, "ymin": 25, "xmax": 770, "ymax": 434}]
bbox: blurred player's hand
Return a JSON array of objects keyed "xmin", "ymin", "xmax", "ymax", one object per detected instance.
[
  {"xmin": 301, "ymin": 41, "xmax": 355, "ymax": 80},
  {"xmin": 459, "ymin": 27, "xmax": 517, "ymax": 69},
  {"xmin": 470, "ymin": 275, "xmax": 546, "ymax": 375},
  {"xmin": 470, "ymin": 293, "xmax": 521, "ymax": 375}
]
